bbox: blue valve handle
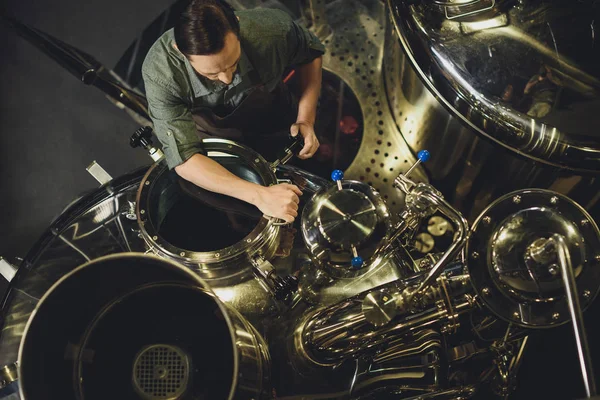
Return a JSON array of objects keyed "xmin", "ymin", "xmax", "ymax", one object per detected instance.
[
  {"xmin": 417, "ymin": 150, "xmax": 430, "ymax": 163},
  {"xmin": 351, "ymin": 256, "xmax": 364, "ymax": 269},
  {"xmin": 405, "ymin": 150, "xmax": 430, "ymax": 178},
  {"xmin": 331, "ymin": 169, "xmax": 344, "ymax": 190},
  {"xmin": 331, "ymin": 169, "xmax": 344, "ymax": 181}
]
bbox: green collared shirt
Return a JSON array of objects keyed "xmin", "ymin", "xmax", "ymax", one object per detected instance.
[{"xmin": 142, "ymin": 8, "xmax": 325, "ymax": 169}]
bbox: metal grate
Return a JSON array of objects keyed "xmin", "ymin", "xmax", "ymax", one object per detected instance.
[{"xmin": 132, "ymin": 344, "xmax": 189, "ymax": 400}]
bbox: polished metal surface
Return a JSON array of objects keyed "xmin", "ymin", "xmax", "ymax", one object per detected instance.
[
  {"xmin": 387, "ymin": 0, "xmax": 600, "ymax": 171},
  {"xmin": 302, "ymin": 180, "xmax": 394, "ymax": 277},
  {"xmin": 17, "ymin": 254, "xmax": 270, "ymax": 400},
  {"xmin": 466, "ymin": 188, "xmax": 600, "ymax": 327},
  {"xmin": 137, "ymin": 138, "xmax": 282, "ymax": 278},
  {"xmin": 384, "ymin": 0, "xmax": 600, "ymax": 219},
  {"xmin": 361, "ymin": 290, "xmax": 398, "ymax": 327},
  {"xmin": 553, "ymin": 234, "xmax": 597, "ymax": 398},
  {"xmin": 307, "ymin": 0, "xmax": 428, "ymax": 214},
  {"xmin": 294, "ymin": 264, "xmax": 474, "ymax": 367},
  {"xmin": 318, "ymin": 190, "xmax": 378, "ymax": 248}
]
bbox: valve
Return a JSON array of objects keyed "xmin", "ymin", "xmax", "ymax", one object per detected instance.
[
  {"xmin": 331, "ymin": 169, "xmax": 344, "ymax": 190},
  {"xmin": 270, "ymin": 133, "xmax": 305, "ymax": 169},
  {"xmin": 351, "ymin": 245, "xmax": 364, "ymax": 269},
  {"xmin": 394, "ymin": 149, "xmax": 430, "ymax": 194},
  {"xmin": 130, "ymin": 126, "xmax": 164, "ymax": 162}
]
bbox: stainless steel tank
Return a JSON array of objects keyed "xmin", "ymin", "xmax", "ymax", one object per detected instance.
[
  {"xmin": 384, "ymin": 0, "xmax": 600, "ymax": 219},
  {"xmin": 17, "ymin": 253, "xmax": 270, "ymax": 400}
]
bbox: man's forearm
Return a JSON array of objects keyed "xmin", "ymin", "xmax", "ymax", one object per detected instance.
[
  {"xmin": 175, "ymin": 153, "xmax": 263, "ymax": 205},
  {"xmin": 295, "ymin": 56, "xmax": 323, "ymax": 124}
]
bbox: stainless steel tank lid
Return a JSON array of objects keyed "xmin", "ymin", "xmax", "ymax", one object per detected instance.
[
  {"xmin": 466, "ymin": 189, "xmax": 600, "ymax": 328},
  {"xmin": 388, "ymin": 0, "xmax": 600, "ymax": 172},
  {"xmin": 317, "ymin": 189, "xmax": 378, "ymax": 249}
]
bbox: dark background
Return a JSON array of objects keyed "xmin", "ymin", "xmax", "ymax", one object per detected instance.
[{"xmin": 0, "ymin": 1, "xmax": 597, "ymax": 399}]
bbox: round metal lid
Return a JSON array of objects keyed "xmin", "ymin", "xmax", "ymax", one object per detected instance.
[
  {"xmin": 466, "ymin": 189, "xmax": 600, "ymax": 328},
  {"xmin": 317, "ymin": 189, "xmax": 378, "ymax": 249},
  {"xmin": 388, "ymin": 0, "xmax": 600, "ymax": 172}
]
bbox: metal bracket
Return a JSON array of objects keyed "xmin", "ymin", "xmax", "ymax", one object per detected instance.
[
  {"xmin": 86, "ymin": 161, "xmax": 113, "ymax": 185},
  {"xmin": 0, "ymin": 257, "xmax": 18, "ymax": 283}
]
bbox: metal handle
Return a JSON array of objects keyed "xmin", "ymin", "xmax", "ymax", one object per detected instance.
[
  {"xmin": 263, "ymin": 215, "xmax": 291, "ymax": 226},
  {"xmin": 552, "ymin": 234, "xmax": 597, "ymax": 398},
  {"xmin": 270, "ymin": 133, "xmax": 305, "ymax": 170}
]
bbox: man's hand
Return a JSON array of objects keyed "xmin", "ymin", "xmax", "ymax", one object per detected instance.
[
  {"xmin": 291, "ymin": 121, "xmax": 319, "ymax": 159},
  {"xmin": 254, "ymin": 183, "xmax": 302, "ymax": 223}
]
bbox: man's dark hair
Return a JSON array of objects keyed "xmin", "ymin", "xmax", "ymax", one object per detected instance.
[{"xmin": 174, "ymin": 0, "xmax": 240, "ymax": 57}]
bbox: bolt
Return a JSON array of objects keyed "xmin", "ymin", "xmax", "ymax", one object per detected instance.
[
  {"xmin": 548, "ymin": 264, "xmax": 559, "ymax": 275},
  {"xmin": 583, "ymin": 290, "xmax": 591, "ymax": 299},
  {"xmin": 550, "ymin": 196, "xmax": 559, "ymax": 205},
  {"xmin": 596, "ymin": 255, "xmax": 600, "ymax": 262},
  {"xmin": 215, "ymin": 253, "xmax": 220, "ymax": 258},
  {"xmin": 513, "ymin": 311, "xmax": 520, "ymax": 319},
  {"xmin": 581, "ymin": 219, "xmax": 589, "ymax": 226},
  {"xmin": 552, "ymin": 312, "xmax": 560, "ymax": 320},
  {"xmin": 145, "ymin": 180, "xmax": 150, "ymax": 185},
  {"xmin": 482, "ymin": 216, "xmax": 491, "ymax": 224},
  {"xmin": 152, "ymin": 236, "xmax": 158, "ymax": 241},
  {"xmin": 140, "ymin": 210, "xmax": 145, "ymax": 214},
  {"xmin": 472, "ymin": 252, "xmax": 480, "ymax": 260},
  {"xmin": 482, "ymin": 287, "xmax": 491, "ymax": 296},
  {"xmin": 255, "ymin": 158, "xmax": 260, "ymax": 163},
  {"xmin": 512, "ymin": 195, "xmax": 522, "ymax": 204},
  {"xmin": 180, "ymin": 252, "xmax": 186, "ymax": 257},
  {"xmin": 246, "ymin": 238, "xmax": 252, "ymax": 243}
]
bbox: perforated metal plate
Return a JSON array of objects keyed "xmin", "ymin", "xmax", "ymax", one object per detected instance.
[
  {"xmin": 133, "ymin": 344, "xmax": 190, "ymax": 400},
  {"xmin": 312, "ymin": 0, "xmax": 428, "ymax": 214}
]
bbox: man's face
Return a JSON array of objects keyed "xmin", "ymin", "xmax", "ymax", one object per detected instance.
[{"xmin": 188, "ymin": 32, "xmax": 241, "ymax": 85}]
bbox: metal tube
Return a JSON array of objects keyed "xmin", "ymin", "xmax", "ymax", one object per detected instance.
[
  {"xmin": 411, "ymin": 192, "xmax": 469, "ymax": 299},
  {"xmin": 552, "ymin": 234, "xmax": 597, "ymax": 398}
]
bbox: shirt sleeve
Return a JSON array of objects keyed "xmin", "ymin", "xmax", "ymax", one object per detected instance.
[
  {"xmin": 143, "ymin": 75, "xmax": 205, "ymax": 169},
  {"xmin": 285, "ymin": 19, "xmax": 326, "ymax": 67}
]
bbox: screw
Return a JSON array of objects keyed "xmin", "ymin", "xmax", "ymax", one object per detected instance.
[
  {"xmin": 550, "ymin": 196, "xmax": 559, "ymax": 205},
  {"xmin": 246, "ymin": 238, "xmax": 252, "ymax": 243},
  {"xmin": 472, "ymin": 252, "xmax": 480, "ymax": 260},
  {"xmin": 180, "ymin": 252, "xmax": 186, "ymax": 257},
  {"xmin": 552, "ymin": 312, "xmax": 560, "ymax": 320},
  {"xmin": 583, "ymin": 290, "xmax": 591, "ymax": 299},
  {"xmin": 482, "ymin": 216, "xmax": 491, "ymax": 224},
  {"xmin": 581, "ymin": 219, "xmax": 589, "ymax": 226},
  {"xmin": 215, "ymin": 253, "xmax": 220, "ymax": 258},
  {"xmin": 482, "ymin": 287, "xmax": 491, "ymax": 296},
  {"xmin": 145, "ymin": 180, "xmax": 150, "ymax": 185},
  {"xmin": 512, "ymin": 195, "xmax": 522, "ymax": 204},
  {"xmin": 548, "ymin": 264, "xmax": 559, "ymax": 275},
  {"xmin": 513, "ymin": 311, "xmax": 520, "ymax": 319},
  {"xmin": 152, "ymin": 236, "xmax": 158, "ymax": 241},
  {"xmin": 255, "ymin": 158, "xmax": 260, "ymax": 163},
  {"xmin": 596, "ymin": 255, "xmax": 600, "ymax": 262},
  {"xmin": 140, "ymin": 210, "xmax": 145, "ymax": 214}
]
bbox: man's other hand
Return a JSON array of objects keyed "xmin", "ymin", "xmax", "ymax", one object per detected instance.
[
  {"xmin": 290, "ymin": 121, "xmax": 319, "ymax": 159},
  {"xmin": 254, "ymin": 183, "xmax": 302, "ymax": 223}
]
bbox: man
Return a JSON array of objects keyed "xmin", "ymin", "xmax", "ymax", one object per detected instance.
[{"xmin": 142, "ymin": 0, "xmax": 325, "ymax": 223}]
